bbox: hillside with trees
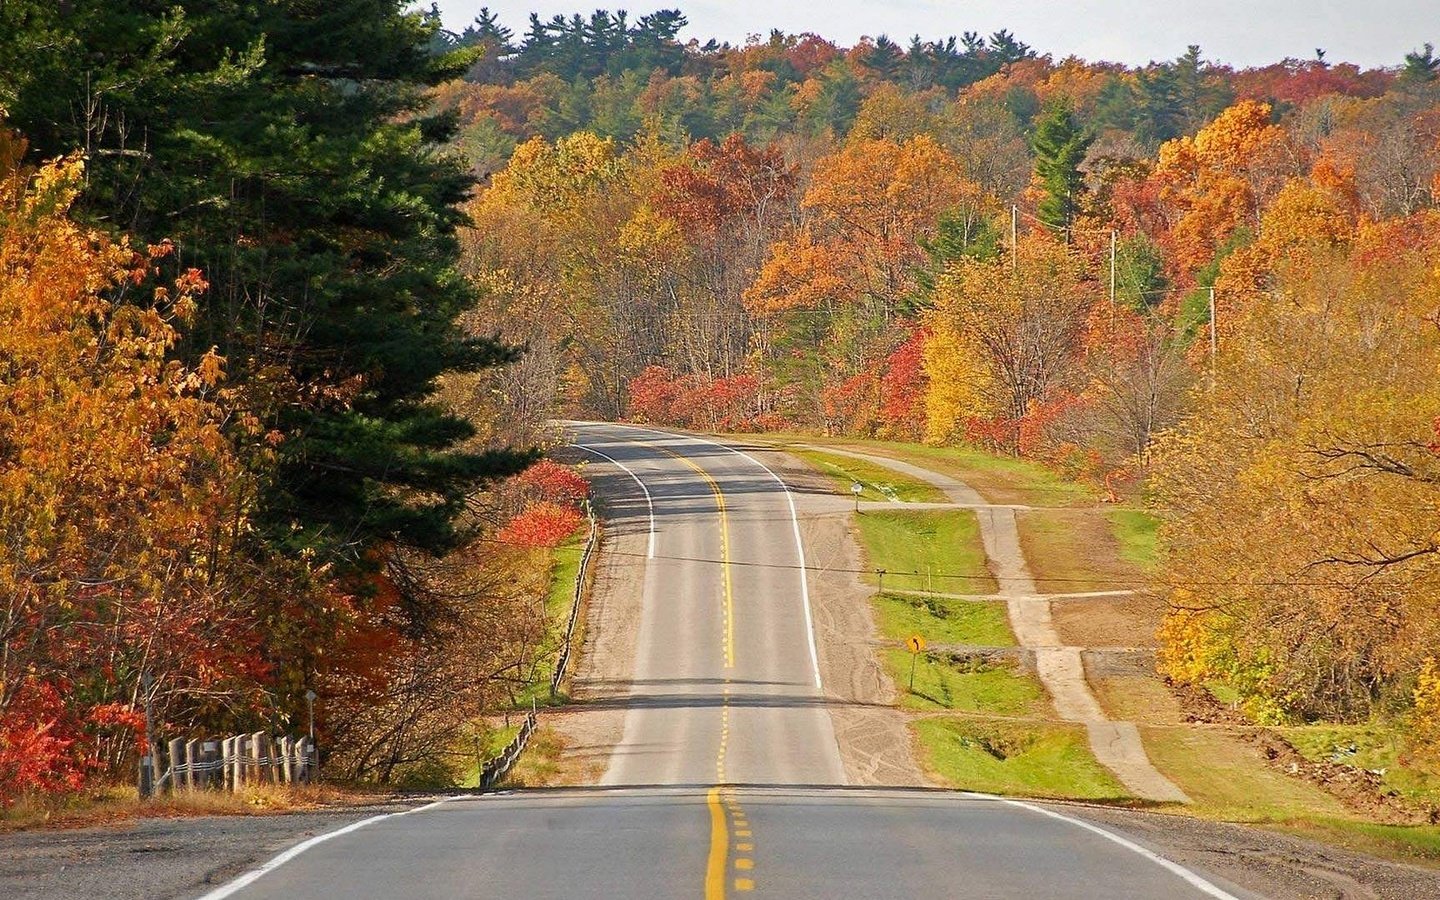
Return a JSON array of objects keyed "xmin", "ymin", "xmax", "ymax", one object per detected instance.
[
  {"xmin": 1, "ymin": 1, "xmax": 1438, "ymax": 809},
  {"xmin": 446, "ymin": 8, "xmax": 1440, "ymax": 778}
]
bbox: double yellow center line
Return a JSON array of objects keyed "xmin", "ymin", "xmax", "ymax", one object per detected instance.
[{"xmin": 660, "ymin": 448, "xmax": 753, "ymax": 897}]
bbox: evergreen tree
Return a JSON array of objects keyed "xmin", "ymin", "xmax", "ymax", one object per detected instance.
[
  {"xmin": 866, "ymin": 35, "xmax": 904, "ymax": 80},
  {"xmin": 1402, "ymin": 43, "xmax": 1440, "ymax": 83},
  {"xmin": 1, "ymin": 0, "xmax": 533, "ymax": 568},
  {"xmin": 1031, "ymin": 100, "xmax": 1093, "ymax": 237},
  {"xmin": 912, "ymin": 210, "xmax": 1001, "ymax": 311}
]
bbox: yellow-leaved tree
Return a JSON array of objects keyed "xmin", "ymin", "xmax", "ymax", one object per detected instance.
[
  {"xmin": 921, "ymin": 235, "xmax": 1096, "ymax": 451},
  {"xmin": 1153, "ymin": 222, "xmax": 1440, "ymax": 738},
  {"xmin": 0, "ymin": 138, "xmax": 267, "ymax": 799}
]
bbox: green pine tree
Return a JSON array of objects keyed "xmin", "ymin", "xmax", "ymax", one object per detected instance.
[
  {"xmin": 1, "ymin": 0, "xmax": 533, "ymax": 568},
  {"xmin": 1030, "ymin": 100, "xmax": 1093, "ymax": 237}
]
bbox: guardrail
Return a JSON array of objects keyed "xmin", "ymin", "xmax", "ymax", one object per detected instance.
[
  {"xmin": 550, "ymin": 501, "xmax": 598, "ymax": 698},
  {"xmin": 140, "ymin": 732, "xmax": 315, "ymax": 797}
]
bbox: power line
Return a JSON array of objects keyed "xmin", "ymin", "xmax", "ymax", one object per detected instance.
[{"xmin": 475, "ymin": 535, "xmax": 1402, "ymax": 591}]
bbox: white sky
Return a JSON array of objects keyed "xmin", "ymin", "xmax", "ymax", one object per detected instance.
[{"xmin": 435, "ymin": 0, "xmax": 1435, "ymax": 70}]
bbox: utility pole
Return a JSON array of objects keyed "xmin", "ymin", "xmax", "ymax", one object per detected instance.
[
  {"xmin": 1010, "ymin": 205, "xmax": 1019, "ymax": 272},
  {"xmin": 1208, "ymin": 286, "xmax": 1218, "ymax": 387},
  {"xmin": 1109, "ymin": 230, "xmax": 1117, "ymax": 308}
]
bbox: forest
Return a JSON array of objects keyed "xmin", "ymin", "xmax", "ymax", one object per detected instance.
[
  {"xmin": 442, "ymin": 9, "xmax": 1440, "ymax": 765},
  {"xmin": 1, "ymin": 1, "xmax": 1438, "ymax": 802}
]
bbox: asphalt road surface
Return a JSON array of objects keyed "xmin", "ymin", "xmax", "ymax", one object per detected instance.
[{"xmin": 205, "ymin": 422, "xmax": 1257, "ymax": 900}]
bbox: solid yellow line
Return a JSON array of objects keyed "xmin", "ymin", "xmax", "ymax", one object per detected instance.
[
  {"xmin": 661, "ymin": 449, "xmax": 735, "ymax": 668},
  {"xmin": 706, "ymin": 787, "xmax": 729, "ymax": 900}
]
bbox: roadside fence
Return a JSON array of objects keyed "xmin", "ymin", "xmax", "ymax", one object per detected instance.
[
  {"xmin": 480, "ymin": 701, "xmax": 537, "ymax": 789},
  {"xmin": 139, "ymin": 732, "xmax": 316, "ymax": 798},
  {"xmin": 549, "ymin": 500, "xmax": 598, "ymax": 698}
]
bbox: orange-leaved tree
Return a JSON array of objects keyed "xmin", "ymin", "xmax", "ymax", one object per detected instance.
[{"xmin": 0, "ymin": 141, "xmax": 267, "ymax": 801}]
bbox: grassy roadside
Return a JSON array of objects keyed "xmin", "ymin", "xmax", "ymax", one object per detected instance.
[
  {"xmin": 512, "ymin": 524, "xmax": 590, "ymax": 710},
  {"xmin": 742, "ymin": 432, "xmax": 1094, "ymax": 507},
  {"xmin": 833, "ymin": 495, "xmax": 1127, "ymax": 800},
  {"xmin": 787, "ymin": 447, "xmax": 946, "ymax": 503},
  {"xmin": 0, "ymin": 782, "xmax": 388, "ymax": 832},
  {"xmin": 855, "ymin": 509, "xmax": 995, "ymax": 593},
  {"xmin": 782, "ymin": 432, "xmax": 1440, "ymax": 861},
  {"xmin": 456, "ymin": 520, "xmax": 592, "ymax": 788},
  {"xmin": 915, "ymin": 718, "xmax": 1130, "ymax": 801}
]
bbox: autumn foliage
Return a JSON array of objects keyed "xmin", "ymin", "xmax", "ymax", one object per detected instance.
[{"xmin": 0, "ymin": 147, "xmax": 267, "ymax": 801}]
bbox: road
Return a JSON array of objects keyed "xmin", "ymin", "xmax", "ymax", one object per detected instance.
[{"xmin": 205, "ymin": 422, "xmax": 1255, "ymax": 899}]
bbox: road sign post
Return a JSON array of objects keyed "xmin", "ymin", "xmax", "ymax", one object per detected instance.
[
  {"xmin": 850, "ymin": 481, "xmax": 863, "ymax": 512},
  {"xmin": 905, "ymin": 634, "xmax": 926, "ymax": 692}
]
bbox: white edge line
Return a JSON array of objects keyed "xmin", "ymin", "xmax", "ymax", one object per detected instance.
[
  {"xmin": 963, "ymin": 792, "xmax": 1243, "ymax": 899},
  {"xmin": 194, "ymin": 795, "xmax": 464, "ymax": 900},
  {"xmin": 573, "ymin": 444, "xmax": 656, "ymax": 559},
  {"xmin": 620, "ymin": 425, "xmax": 823, "ymax": 692}
]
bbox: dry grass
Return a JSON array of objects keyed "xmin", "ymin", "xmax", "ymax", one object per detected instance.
[{"xmin": 0, "ymin": 781, "xmax": 392, "ymax": 833}]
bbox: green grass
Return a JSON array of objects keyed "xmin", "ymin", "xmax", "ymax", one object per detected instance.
[
  {"xmin": 546, "ymin": 529, "xmax": 586, "ymax": 623},
  {"xmin": 1107, "ymin": 508, "xmax": 1161, "ymax": 573},
  {"xmin": 916, "ymin": 717, "xmax": 1131, "ymax": 800},
  {"xmin": 1294, "ymin": 818, "xmax": 1440, "ymax": 861},
  {"xmin": 510, "ymin": 523, "xmax": 590, "ymax": 710},
  {"xmin": 1138, "ymin": 725, "xmax": 1353, "ymax": 822},
  {"xmin": 790, "ymin": 447, "xmax": 946, "ymax": 503},
  {"xmin": 888, "ymin": 649, "xmax": 1044, "ymax": 714},
  {"xmin": 1279, "ymin": 723, "xmax": 1440, "ymax": 809},
  {"xmin": 819, "ymin": 437, "xmax": 1093, "ymax": 507},
  {"xmin": 874, "ymin": 593, "xmax": 1014, "ymax": 647},
  {"xmin": 736, "ymin": 431, "xmax": 1095, "ymax": 507},
  {"xmin": 855, "ymin": 509, "xmax": 997, "ymax": 594}
]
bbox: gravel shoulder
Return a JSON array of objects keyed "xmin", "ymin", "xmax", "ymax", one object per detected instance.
[
  {"xmin": 1065, "ymin": 801, "xmax": 1440, "ymax": 900},
  {"xmin": 0, "ymin": 803, "xmax": 410, "ymax": 900}
]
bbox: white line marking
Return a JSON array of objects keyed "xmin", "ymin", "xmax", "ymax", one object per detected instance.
[
  {"xmin": 574, "ymin": 443, "xmax": 656, "ymax": 559},
  {"xmin": 195, "ymin": 796, "xmax": 463, "ymax": 899},
  {"xmin": 965, "ymin": 793, "xmax": 1243, "ymax": 899},
  {"xmin": 622, "ymin": 426, "xmax": 823, "ymax": 691}
]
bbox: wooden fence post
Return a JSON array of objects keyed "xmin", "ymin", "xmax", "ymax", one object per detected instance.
[
  {"xmin": 249, "ymin": 731, "xmax": 264, "ymax": 785},
  {"xmin": 183, "ymin": 739, "xmax": 198, "ymax": 790},
  {"xmin": 200, "ymin": 740, "xmax": 218, "ymax": 790},
  {"xmin": 168, "ymin": 738, "xmax": 184, "ymax": 794},
  {"xmin": 233, "ymin": 735, "xmax": 246, "ymax": 790}
]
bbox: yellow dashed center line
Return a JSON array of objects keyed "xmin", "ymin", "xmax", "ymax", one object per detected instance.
[
  {"xmin": 664, "ymin": 447, "xmax": 755, "ymax": 898},
  {"xmin": 661, "ymin": 449, "xmax": 734, "ymax": 668}
]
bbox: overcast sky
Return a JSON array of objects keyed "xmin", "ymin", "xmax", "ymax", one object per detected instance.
[{"xmin": 434, "ymin": 0, "xmax": 1434, "ymax": 69}]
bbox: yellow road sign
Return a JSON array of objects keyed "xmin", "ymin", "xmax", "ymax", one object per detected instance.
[{"xmin": 905, "ymin": 635, "xmax": 925, "ymax": 654}]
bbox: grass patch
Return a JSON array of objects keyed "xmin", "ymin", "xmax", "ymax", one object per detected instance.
[
  {"xmin": 501, "ymin": 726, "xmax": 566, "ymax": 788},
  {"xmin": 1137, "ymin": 725, "xmax": 1352, "ymax": 822},
  {"xmin": 508, "ymin": 524, "xmax": 589, "ymax": 710},
  {"xmin": 733, "ymin": 431, "xmax": 1094, "ymax": 507},
  {"xmin": 1279, "ymin": 723, "xmax": 1440, "ymax": 810},
  {"xmin": 1290, "ymin": 818, "xmax": 1440, "ymax": 862},
  {"xmin": 916, "ymin": 717, "xmax": 1130, "ymax": 800},
  {"xmin": 1107, "ymin": 508, "xmax": 1160, "ymax": 573},
  {"xmin": 790, "ymin": 447, "xmax": 946, "ymax": 503},
  {"xmin": 0, "ymin": 782, "xmax": 381, "ymax": 832},
  {"xmin": 874, "ymin": 593, "xmax": 1014, "ymax": 647},
  {"xmin": 759, "ymin": 433, "xmax": 1094, "ymax": 507},
  {"xmin": 855, "ymin": 509, "xmax": 996, "ymax": 594},
  {"xmin": 1015, "ymin": 508, "xmax": 1144, "ymax": 593},
  {"xmin": 888, "ymin": 649, "xmax": 1044, "ymax": 715}
]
